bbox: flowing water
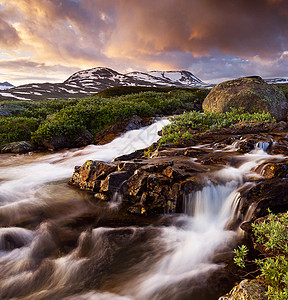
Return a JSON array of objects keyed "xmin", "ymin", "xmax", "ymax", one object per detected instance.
[{"xmin": 0, "ymin": 120, "xmax": 282, "ymax": 300}]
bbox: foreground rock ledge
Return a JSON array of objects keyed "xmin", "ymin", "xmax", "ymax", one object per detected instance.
[{"xmin": 69, "ymin": 124, "xmax": 288, "ymax": 217}]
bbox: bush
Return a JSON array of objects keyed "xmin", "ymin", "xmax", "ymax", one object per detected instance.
[
  {"xmin": 160, "ymin": 108, "xmax": 275, "ymax": 144},
  {"xmin": 1, "ymin": 90, "xmax": 207, "ymax": 148},
  {"xmin": 234, "ymin": 210, "xmax": 288, "ymax": 300},
  {"xmin": 0, "ymin": 117, "xmax": 40, "ymax": 147}
]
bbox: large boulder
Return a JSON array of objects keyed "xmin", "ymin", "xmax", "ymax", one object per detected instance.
[{"xmin": 203, "ymin": 76, "xmax": 288, "ymax": 121}]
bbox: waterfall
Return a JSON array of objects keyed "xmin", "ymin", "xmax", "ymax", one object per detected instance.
[{"xmin": 0, "ymin": 118, "xmax": 285, "ymax": 300}]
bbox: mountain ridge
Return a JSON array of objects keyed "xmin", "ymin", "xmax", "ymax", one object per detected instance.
[{"xmin": 0, "ymin": 67, "xmax": 207, "ymax": 101}]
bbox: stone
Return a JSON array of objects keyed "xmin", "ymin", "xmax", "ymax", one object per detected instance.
[
  {"xmin": 254, "ymin": 160, "xmax": 288, "ymax": 179},
  {"xmin": 240, "ymin": 178, "xmax": 288, "ymax": 219},
  {"xmin": 100, "ymin": 171, "xmax": 130, "ymax": 192},
  {"xmin": 68, "ymin": 160, "xmax": 117, "ymax": 192},
  {"xmin": 114, "ymin": 150, "xmax": 144, "ymax": 161},
  {"xmin": 94, "ymin": 193, "xmax": 109, "ymax": 201},
  {"xmin": 74, "ymin": 130, "xmax": 93, "ymax": 147},
  {"xmin": 126, "ymin": 170, "xmax": 149, "ymax": 198},
  {"xmin": 43, "ymin": 135, "xmax": 69, "ymax": 151},
  {"xmin": 162, "ymin": 166, "xmax": 183, "ymax": 179},
  {"xmin": 219, "ymin": 279, "xmax": 267, "ymax": 300},
  {"xmin": 203, "ymin": 76, "xmax": 288, "ymax": 121},
  {"xmin": 1, "ymin": 141, "xmax": 34, "ymax": 154}
]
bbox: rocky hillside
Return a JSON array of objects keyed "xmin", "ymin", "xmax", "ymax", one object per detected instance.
[{"xmin": 0, "ymin": 67, "xmax": 207, "ymax": 101}]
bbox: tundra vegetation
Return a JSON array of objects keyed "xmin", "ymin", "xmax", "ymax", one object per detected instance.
[
  {"xmin": 234, "ymin": 210, "xmax": 288, "ymax": 300},
  {"xmin": 0, "ymin": 87, "xmax": 208, "ymax": 148}
]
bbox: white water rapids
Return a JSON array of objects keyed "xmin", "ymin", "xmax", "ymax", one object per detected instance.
[{"xmin": 0, "ymin": 119, "xmax": 282, "ymax": 300}]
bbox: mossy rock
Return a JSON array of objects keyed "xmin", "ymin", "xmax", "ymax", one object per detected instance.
[{"xmin": 203, "ymin": 76, "xmax": 288, "ymax": 121}]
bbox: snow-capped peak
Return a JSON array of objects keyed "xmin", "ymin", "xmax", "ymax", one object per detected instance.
[{"xmin": 0, "ymin": 81, "xmax": 14, "ymax": 90}]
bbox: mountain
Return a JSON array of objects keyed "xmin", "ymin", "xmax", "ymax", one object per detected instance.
[
  {"xmin": 264, "ymin": 78, "xmax": 288, "ymax": 84},
  {"xmin": 0, "ymin": 82, "xmax": 14, "ymax": 90},
  {"xmin": 0, "ymin": 67, "xmax": 207, "ymax": 101}
]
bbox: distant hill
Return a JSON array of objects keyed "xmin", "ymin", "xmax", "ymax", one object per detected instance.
[
  {"xmin": 0, "ymin": 82, "xmax": 14, "ymax": 91},
  {"xmin": 264, "ymin": 78, "xmax": 288, "ymax": 84},
  {"xmin": 0, "ymin": 67, "xmax": 208, "ymax": 101}
]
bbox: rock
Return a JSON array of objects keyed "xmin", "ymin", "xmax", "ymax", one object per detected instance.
[
  {"xmin": 219, "ymin": 279, "xmax": 267, "ymax": 300},
  {"xmin": 43, "ymin": 135, "xmax": 69, "ymax": 151},
  {"xmin": 68, "ymin": 160, "xmax": 117, "ymax": 192},
  {"xmin": 1, "ymin": 141, "xmax": 34, "ymax": 154},
  {"xmin": 240, "ymin": 179, "xmax": 288, "ymax": 219},
  {"xmin": 269, "ymin": 142, "xmax": 288, "ymax": 155},
  {"xmin": 74, "ymin": 130, "xmax": 93, "ymax": 147},
  {"xmin": 254, "ymin": 160, "xmax": 288, "ymax": 178},
  {"xmin": 94, "ymin": 193, "xmax": 109, "ymax": 201},
  {"xmin": 127, "ymin": 203, "xmax": 147, "ymax": 215},
  {"xmin": 100, "ymin": 171, "xmax": 131, "ymax": 192},
  {"xmin": 126, "ymin": 170, "xmax": 149, "ymax": 198},
  {"xmin": 163, "ymin": 166, "xmax": 183, "ymax": 179},
  {"xmin": 203, "ymin": 76, "xmax": 288, "ymax": 121},
  {"xmin": 114, "ymin": 150, "xmax": 145, "ymax": 161}
]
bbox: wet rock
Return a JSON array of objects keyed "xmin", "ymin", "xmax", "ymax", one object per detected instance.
[
  {"xmin": 203, "ymin": 76, "xmax": 288, "ymax": 121},
  {"xmin": 240, "ymin": 179, "xmax": 288, "ymax": 219},
  {"xmin": 126, "ymin": 170, "xmax": 149, "ymax": 198},
  {"xmin": 219, "ymin": 279, "xmax": 267, "ymax": 300},
  {"xmin": 94, "ymin": 193, "xmax": 109, "ymax": 201},
  {"xmin": 141, "ymin": 161, "xmax": 173, "ymax": 173},
  {"xmin": 100, "ymin": 171, "xmax": 130, "ymax": 192},
  {"xmin": 127, "ymin": 203, "xmax": 147, "ymax": 215},
  {"xmin": 114, "ymin": 150, "xmax": 145, "ymax": 161},
  {"xmin": 69, "ymin": 160, "xmax": 117, "ymax": 192},
  {"xmin": 163, "ymin": 166, "xmax": 183, "ymax": 179},
  {"xmin": 117, "ymin": 161, "xmax": 146, "ymax": 174},
  {"xmin": 254, "ymin": 160, "xmax": 288, "ymax": 178},
  {"xmin": 1, "ymin": 141, "xmax": 34, "ymax": 154},
  {"xmin": 269, "ymin": 143, "xmax": 288, "ymax": 155}
]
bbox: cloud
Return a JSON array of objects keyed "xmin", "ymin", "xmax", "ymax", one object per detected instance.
[
  {"xmin": 106, "ymin": 0, "xmax": 288, "ymax": 60},
  {"xmin": 0, "ymin": 12, "xmax": 20, "ymax": 48},
  {"xmin": 0, "ymin": 0, "xmax": 287, "ymax": 85}
]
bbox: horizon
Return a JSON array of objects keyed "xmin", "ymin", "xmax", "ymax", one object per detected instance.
[{"xmin": 0, "ymin": 0, "xmax": 287, "ymax": 86}]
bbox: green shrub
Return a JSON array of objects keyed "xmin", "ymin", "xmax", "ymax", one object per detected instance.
[
  {"xmin": 234, "ymin": 210, "xmax": 288, "ymax": 299},
  {"xmin": 160, "ymin": 108, "xmax": 275, "ymax": 144},
  {"xmin": 0, "ymin": 117, "xmax": 40, "ymax": 147},
  {"xmin": 1, "ymin": 90, "xmax": 206, "ymax": 148}
]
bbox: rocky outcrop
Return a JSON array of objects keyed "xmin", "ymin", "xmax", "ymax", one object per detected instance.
[
  {"xmin": 219, "ymin": 279, "xmax": 267, "ymax": 300},
  {"xmin": 1, "ymin": 141, "xmax": 34, "ymax": 154},
  {"xmin": 69, "ymin": 154, "xmax": 212, "ymax": 215},
  {"xmin": 203, "ymin": 76, "xmax": 288, "ymax": 121},
  {"xmin": 69, "ymin": 124, "xmax": 288, "ymax": 217}
]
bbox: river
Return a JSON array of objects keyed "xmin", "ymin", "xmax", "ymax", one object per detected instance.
[{"xmin": 0, "ymin": 119, "xmax": 278, "ymax": 300}]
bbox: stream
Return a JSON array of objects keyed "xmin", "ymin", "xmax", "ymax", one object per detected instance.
[{"xmin": 0, "ymin": 119, "xmax": 281, "ymax": 300}]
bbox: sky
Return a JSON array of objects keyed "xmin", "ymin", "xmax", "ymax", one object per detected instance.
[{"xmin": 0, "ymin": 0, "xmax": 287, "ymax": 86}]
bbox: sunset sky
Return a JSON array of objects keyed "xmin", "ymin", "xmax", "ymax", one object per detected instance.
[{"xmin": 0, "ymin": 0, "xmax": 287, "ymax": 86}]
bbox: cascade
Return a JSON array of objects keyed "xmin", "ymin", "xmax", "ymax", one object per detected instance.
[{"xmin": 0, "ymin": 120, "xmax": 284, "ymax": 300}]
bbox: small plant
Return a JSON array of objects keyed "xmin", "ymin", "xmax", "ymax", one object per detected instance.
[{"xmin": 234, "ymin": 210, "xmax": 288, "ymax": 300}]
